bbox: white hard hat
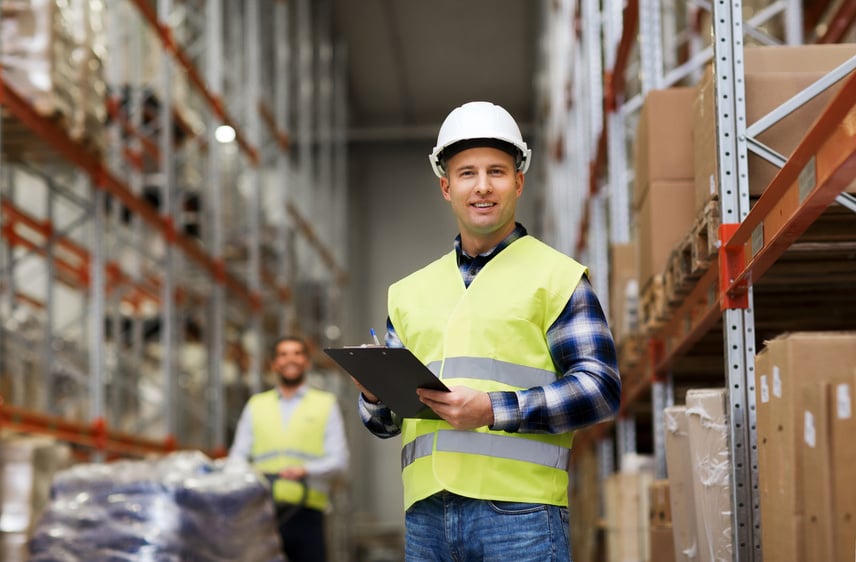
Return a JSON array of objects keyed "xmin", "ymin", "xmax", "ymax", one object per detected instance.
[{"xmin": 429, "ymin": 101, "xmax": 531, "ymax": 178}]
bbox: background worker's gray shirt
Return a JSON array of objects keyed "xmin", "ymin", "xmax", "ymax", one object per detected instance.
[{"xmin": 229, "ymin": 384, "xmax": 350, "ymax": 495}]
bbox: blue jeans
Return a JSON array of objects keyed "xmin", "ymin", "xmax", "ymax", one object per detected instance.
[{"xmin": 404, "ymin": 492, "xmax": 572, "ymax": 561}]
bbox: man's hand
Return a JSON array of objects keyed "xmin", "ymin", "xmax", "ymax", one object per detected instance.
[
  {"xmin": 349, "ymin": 376, "xmax": 380, "ymax": 404},
  {"xmin": 278, "ymin": 466, "xmax": 307, "ymax": 480},
  {"xmin": 417, "ymin": 386, "xmax": 494, "ymax": 430}
]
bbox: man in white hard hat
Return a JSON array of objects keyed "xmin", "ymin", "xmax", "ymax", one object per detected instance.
[{"xmin": 354, "ymin": 101, "xmax": 621, "ymax": 561}]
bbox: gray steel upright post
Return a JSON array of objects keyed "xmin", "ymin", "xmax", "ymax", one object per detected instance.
[
  {"xmin": 639, "ymin": 0, "xmax": 664, "ymax": 92},
  {"xmin": 158, "ymin": 0, "xmax": 178, "ymax": 440},
  {"xmin": 246, "ymin": 0, "xmax": 264, "ymax": 395},
  {"xmin": 206, "ymin": 0, "xmax": 226, "ymax": 448},
  {"xmin": 274, "ymin": 0, "xmax": 293, "ymax": 336},
  {"xmin": 604, "ymin": 0, "xmax": 630, "ymax": 245},
  {"xmin": 129, "ymin": 5, "xmax": 146, "ymax": 434},
  {"xmin": 43, "ymin": 183, "xmax": 56, "ymax": 413},
  {"xmin": 89, "ymin": 173, "xmax": 106, "ymax": 461},
  {"xmin": 711, "ymin": 0, "xmax": 761, "ymax": 558}
]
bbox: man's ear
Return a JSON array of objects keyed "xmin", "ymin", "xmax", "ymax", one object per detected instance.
[
  {"xmin": 440, "ymin": 176, "xmax": 452, "ymax": 201},
  {"xmin": 515, "ymin": 171, "xmax": 525, "ymax": 197}
]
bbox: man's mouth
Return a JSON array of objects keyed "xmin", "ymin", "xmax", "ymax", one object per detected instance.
[{"xmin": 472, "ymin": 202, "xmax": 495, "ymax": 208}]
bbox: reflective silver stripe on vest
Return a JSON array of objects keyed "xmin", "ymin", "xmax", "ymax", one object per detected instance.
[
  {"xmin": 252, "ymin": 449, "xmax": 323, "ymax": 463},
  {"xmin": 401, "ymin": 430, "xmax": 569, "ymax": 470},
  {"xmin": 428, "ymin": 357, "xmax": 558, "ymax": 388},
  {"xmin": 401, "ymin": 433, "xmax": 434, "ymax": 468},
  {"xmin": 439, "ymin": 357, "xmax": 557, "ymax": 388}
]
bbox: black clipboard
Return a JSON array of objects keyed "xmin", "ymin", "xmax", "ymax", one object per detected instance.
[{"xmin": 324, "ymin": 346, "xmax": 449, "ymax": 419}]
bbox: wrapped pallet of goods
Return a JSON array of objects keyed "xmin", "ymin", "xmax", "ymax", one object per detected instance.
[
  {"xmin": 1, "ymin": 0, "xmax": 106, "ymax": 160},
  {"xmin": 27, "ymin": 450, "xmax": 286, "ymax": 561},
  {"xmin": 0, "ymin": 435, "xmax": 72, "ymax": 562}
]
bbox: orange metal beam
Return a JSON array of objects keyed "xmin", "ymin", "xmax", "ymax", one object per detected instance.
[
  {"xmin": 577, "ymin": 0, "xmax": 639, "ymax": 256},
  {"xmin": 258, "ymin": 101, "xmax": 291, "ymax": 152},
  {"xmin": 125, "ymin": 0, "xmax": 259, "ymax": 165},
  {"xmin": 816, "ymin": 0, "xmax": 855, "ymax": 43},
  {"xmin": 286, "ymin": 202, "xmax": 348, "ymax": 286},
  {"xmin": 721, "ymin": 71, "xmax": 856, "ymax": 297},
  {"xmin": 0, "ymin": 78, "xmax": 256, "ymax": 307},
  {"xmin": 0, "ymin": 402, "xmax": 175, "ymax": 458}
]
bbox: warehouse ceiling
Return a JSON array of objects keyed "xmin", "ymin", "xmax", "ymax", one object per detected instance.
[{"xmin": 331, "ymin": 0, "xmax": 540, "ymax": 142}]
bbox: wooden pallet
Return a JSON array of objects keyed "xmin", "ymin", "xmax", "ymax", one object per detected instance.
[
  {"xmin": 638, "ymin": 275, "xmax": 668, "ymax": 333},
  {"xmin": 616, "ymin": 331, "xmax": 647, "ymax": 374},
  {"xmin": 691, "ymin": 199, "xmax": 721, "ymax": 275},
  {"xmin": 663, "ymin": 235, "xmax": 695, "ymax": 305}
]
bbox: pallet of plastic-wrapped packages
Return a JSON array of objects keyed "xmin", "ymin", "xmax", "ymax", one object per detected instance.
[{"xmin": 27, "ymin": 450, "xmax": 285, "ymax": 562}]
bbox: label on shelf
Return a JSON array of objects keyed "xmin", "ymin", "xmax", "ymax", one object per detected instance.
[
  {"xmin": 837, "ymin": 383, "xmax": 852, "ymax": 420},
  {"xmin": 804, "ymin": 410, "xmax": 816, "ymax": 448}
]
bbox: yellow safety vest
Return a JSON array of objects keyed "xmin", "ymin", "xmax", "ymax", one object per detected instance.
[
  {"xmin": 389, "ymin": 236, "xmax": 587, "ymax": 510},
  {"xmin": 248, "ymin": 388, "xmax": 335, "ymax": 511}
]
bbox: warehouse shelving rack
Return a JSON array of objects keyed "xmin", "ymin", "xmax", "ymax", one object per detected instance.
[
  {"xmin": 538, "ymin": 0, "xmax": 855, "ymax": 559},
  {"xmin": 0, "ymin": 0, "xmax": 349, "ymax": 459}
]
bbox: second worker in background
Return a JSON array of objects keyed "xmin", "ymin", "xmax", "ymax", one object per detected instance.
[
  {"xmin": 231, "ymin": 335, "xmax": 349, "ymax": 562},
  {"xmin": 353, "ymin": 101, "xmax": 621, "ymax": 561}
]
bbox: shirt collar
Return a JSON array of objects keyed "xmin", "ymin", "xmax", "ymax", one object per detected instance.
[
  {"xmin": 276, "ymin": 383, "xmax": 308, "ymax": 401},
  {"xmin": 454, "ymin": 222, "xmax": 528, "ymax": 262}
]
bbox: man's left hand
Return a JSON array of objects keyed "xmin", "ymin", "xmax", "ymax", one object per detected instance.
[
  {"xmin": 417, "ymin": 386, "xmax": 494, "ymax": 429},
  {"xmin": 278, "ymin": 466, "xmax": 307, "ymax": 480}
]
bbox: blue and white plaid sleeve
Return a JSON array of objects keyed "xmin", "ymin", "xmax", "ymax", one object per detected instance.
[
  {"xmin": 488, "ymin": 276, "xmax": 621, "ymax": 434},
  {"xmin": 357, "ymin": 317, "xmax": 404, "ymax": 438}
]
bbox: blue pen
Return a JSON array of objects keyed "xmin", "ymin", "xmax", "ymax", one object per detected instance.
[{"xmin": 369, "ymin": 328, "xmax": 381, "ymax": 346}]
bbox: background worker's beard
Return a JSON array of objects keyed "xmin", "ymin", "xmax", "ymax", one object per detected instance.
[{"xmin": 279, "ymin": 372, "xmax": 305, "ymax": 388}]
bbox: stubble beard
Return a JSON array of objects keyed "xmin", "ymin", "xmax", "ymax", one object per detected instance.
[{"xmin": 278, "ymin": 372, "xmax": 305, "ymax": 388}]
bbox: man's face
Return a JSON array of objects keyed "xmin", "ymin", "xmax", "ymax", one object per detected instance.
[
  {"xmin": 271, "ymin": 340, "xmax": 309, "ymax": 388},
  {"xmin": 440, "ymin": 146, "xmax": 523, "ymax": 252}
]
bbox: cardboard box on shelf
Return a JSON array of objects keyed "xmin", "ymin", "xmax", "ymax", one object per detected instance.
[
  {"xmin": 663, "ymin": 405, "xmax": 699, "ymax": 562},
  {"xmin": 604, "ymin": 470, "xmax": 654, "ymax": 562},
  {"xmin": 649, "ymin": 479, "xmax": 672, "ymax": 527},
  {"xmin": 754, "ymin": 332, "xmax": 856, "ymax": 562},
  {"xmin": 753, "ymin": 346, "xmax": 774, "ymax": 554},
  {"xmin": 800, "ymin": 380, "xmax": 837, "ymax": 561},
  {"xmin": 636, "ymin": 180, "xmax": 695, "ymax": 290},
  {"xmin": 829, "ymin": 374, "xmax": 856, "ymax": 562},
  {"xmin": 798, "ymin": 374, "xmax": 856, "ymax": 562},
  {"xmin": 692, "ymin": 43, "xmax": 856, "ymax": 213},
  {"xmin": 608, "ymin": 242, "xmax": 639, "ymax": 344},
  {"xmin": 685, "ymin": 388, "xmax": 732, "ymax": 562},
  {"xmin": 650, "ymin": 525, "xmax": 678, "ymax": 562},
  {"xmin": 633, "ymin": 87, "xmax": 696, "ymax": 209}
]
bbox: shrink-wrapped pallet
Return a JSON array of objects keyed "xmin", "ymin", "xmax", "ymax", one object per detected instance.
[
  {"xmin": 28, "ymin": 450, "xmax": 285, "ymax": 562},
  {"xmin": 1, "ymin": 0, "xmax": 106, "ymax": 155}
]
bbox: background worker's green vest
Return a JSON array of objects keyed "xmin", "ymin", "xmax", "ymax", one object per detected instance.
[
  {"xmin": 389, "ymin": 236, "xmax": 587, "ymax": 510},
  {"xmin": 248, "ymin": 388, "xmax": 335, "ymax": 511}
]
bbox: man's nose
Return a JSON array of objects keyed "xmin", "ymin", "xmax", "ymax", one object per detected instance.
[{"xmin": 474, "ymin": 171, "xmax": 491, "ymax": 193}]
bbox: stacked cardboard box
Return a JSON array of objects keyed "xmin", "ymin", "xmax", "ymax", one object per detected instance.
[
  {"xmin": 754, "ymin": 332, "xmax": 856, "ymax": 562},
  {"xmin": 604, "ymin": 460, "xmax": 655, "ymax": 562},
  {"xmin": 0, "ymin": 435, "xmax": 72, "ymax": 561},
  {"xmin": 664, "ymin": 405, "xmax": 699, "ymax": 561},
  {"xmin": 569, "ymin": 445, "xmax": 602, "ymax": 562},
  {"xmin": 1, "ymin": 0, "xmax": 107, "ymax": 155},
  {"xmin": 649, "ymin": 480, "xmax": 677, "ymax": 562},
  {"xmin": 633, "ymin": 88, "xmax": 697, "ymax": 293},
  {"xmin": 608, "ymin": 242, "xmax": 639, "ymax": 344},
  {"xmin": 662, "ymin": 390, "xmax": 732, "ymax": 562},
  {"xmin": 692, "ymin": 43, "xmax": 856, "ymax": 212},
  {"xmin": 685, "ymin": 389, "xmax": 732, "ymax": 562}
]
